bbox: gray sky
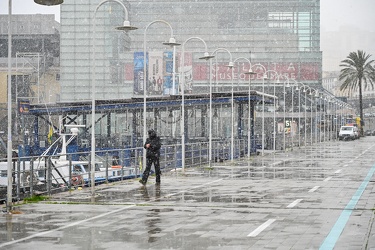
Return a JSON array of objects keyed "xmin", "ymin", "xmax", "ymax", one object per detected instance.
[
  {"xmin": 320, "ymin": 0, "xmax": 375, "ymax": 32},
  {"xmin": 0, "ymin": 0, "xmax": 60, "ymax": 20},
  {"xmin": 0, "ymin": 0, "xmax": 374, "ymax": 31},
  {"xmin": 0, "ymin": 0, "xmax": 374, "ymax": 71}
]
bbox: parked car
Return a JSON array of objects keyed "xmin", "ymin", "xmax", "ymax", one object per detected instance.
[
  {"xmin": 339, "ymin": 126, "xmax": 359, "ymax": 140},
  {"xmin": 365, "ymin": 130, "xmax": 375, "ymax": 136}
]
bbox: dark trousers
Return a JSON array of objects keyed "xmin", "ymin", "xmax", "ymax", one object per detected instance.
[{"xmin": 142, "ymin": 156, "xmax": 161, "ymax": 183}]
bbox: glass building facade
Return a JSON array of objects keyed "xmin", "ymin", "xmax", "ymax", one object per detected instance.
[
  {"xmin": 60, "ymin": 0, "xmax": 132, "ymax": 101},
  {"xmin": 60, "ymin": 0, "xmax": 321, "ymax": 102}
]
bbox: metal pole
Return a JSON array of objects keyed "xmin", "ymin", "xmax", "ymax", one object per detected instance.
[
  {"xmin": 232, "ymin": 57, "xmax": 253, "ymax": 158},
  {"xmin": 181, "ymin": 47, "xmax": 185, "ymax": 172},
  {"xmin": 7, "ymin": 0, "xmax": 13, "ymax": 213},
  {"xmin": 231, "ymin": 65, "xmax": 234, "ymax": 161},
  {"xmin": 283, "ymin": 82, "xmax": 286, "ymax": 151},
  {"xmin": 143, "ymin": 27, "xmax": 147, "ymax": 174},
  {"xmin": 273, "ymin": 80, "xmax": 276, "ymax": 152},
  {"xmin": 248, "ymin": 70, "xmax": 251, "ymax": 158},
  {"xmin": 315, "ymin": 92, "xmax": 319, "ymax": 144},
  {"xmin": 91, "ymin": 0, "xmax": 135, "ymax": 198},
  {"xmin": 172, "ymin": 45, "xmax": 176, "ymax": 94},
  {"xmin": 180, "ymin": 37, "xmax": 213, "ymax": 172},
  {"xmin": 310, "ymin": 90, "xmax": 315, "ymax": 146},
  {"xmin": 262, "ymin": 76, "xmax": 265, "ymax": 156},
  {"xmin": 298, "ymin": 86, "xmax": 301, "ymax": 147},
  {"xmin": 323, "ymin": 96, "xmax": 326, "ymax": 142},
  {"xmin": 304, "ymin": 90, "xmax": 307, "ymax": 147},
  {"xmin": 319, "ymin": 95, "xmax": 322, "ymax": 144},
  {"xmin": 209, "ymin": 58, "xmax": 213, "ymax": 166},
  {"xmin": 291, "ymin": 86, "xmax": 294, "ymax": 150},
  {"xmin": 91, "ymin": 3, "xmax": 100, "ymax": 199}
]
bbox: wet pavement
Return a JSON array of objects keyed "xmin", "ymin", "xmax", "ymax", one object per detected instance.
[{"xmin": 1, "ymin": 137, "xmax": 375, "ymax": 249}]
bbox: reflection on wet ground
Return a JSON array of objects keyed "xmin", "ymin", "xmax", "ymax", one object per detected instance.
[{"xmin": 2, "ymin": 138, "xmax": 375, "ymax": 249}]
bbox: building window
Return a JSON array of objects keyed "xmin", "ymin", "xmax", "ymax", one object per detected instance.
[{"xmin": 268, "ymin": 12, "xmax": 294, "ymax": 29}]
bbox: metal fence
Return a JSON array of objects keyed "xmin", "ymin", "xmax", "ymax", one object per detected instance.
[
  {"xmin": 0, "ymin": 139, "xmax": 251, "ymax": 202},
  {"xmin": 0, "ymin": 128, "xmax": 340, "ymax": 203}
]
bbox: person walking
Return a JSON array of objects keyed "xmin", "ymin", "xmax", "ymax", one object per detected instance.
[{"xmin": 139, "ymin": 129, "xmax": 161, "ymax": 185}]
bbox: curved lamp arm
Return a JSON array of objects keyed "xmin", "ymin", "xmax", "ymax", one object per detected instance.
[
  {"xmin": 212, "ymin": 48, "xmax": 233, "ymax": 66},
  {"xmin": 96, "ymin": 0, "xmax": 129, "ymax": 20}
]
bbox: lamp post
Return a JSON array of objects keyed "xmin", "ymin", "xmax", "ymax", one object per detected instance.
[
  {"xmin": 251, "ymin": 64, "xmax": 268, "ymax": 156},
  {"xmin": 233, "ymin": 57, "xmax": 256, "ymax": 158},
  {"xmin": 309, "ymin": 88, "xmax": 319, "ymax": 146},
  {"xmin": 296, "ymin": 84, "xmax": 301, "ymax": 147},
  {"xmin": 266, "ymin": 72, "xmax": 288, "ymax": 152},
  {"xmin": 6, "ymin": 0, "xmax": 13, "ymax": 214},
  {"xmin": 180, "ymin": 37, "xmax": 213, "ymax": 172},
  {"xmin": 34, "ymin": 0, "xmax": 63, "ymax": 4},
  {"xmin": 261, "ymin": 69, "xmax": 279, "ymax": 153},
  {"xmin": 295, "ymin": 82, "xmax": 306, "ymax": 148},
  {"xmin": 5, "ymin": 0, "xmax": 63, "ymax": 213},
  {"xmin": 92, "ymin": 0, "xmax": 137, "ymax": 197},
  {"xmin": 323, "ymin": 95, "xmax": 327, "ymax": 142},
  {"xmin": 283, "ymin": 78, "xmax": 287, "ymax": 151},
  {"xmin": 261, "ymin": 73, "xmax": 266, "ymax": 156},
  {"xmin": 287, "ymin": 79, "xmax": 299, "ymax": 150},
  {"xmin": 320, "ymin": 92, "xmax": 326, "ymax": 144},
  {"xmin": 301, "ymin": 85, "xmax": 310, "ymax": 147},
  {"xmin": 326, "ymin": 97, "xmax": 332, "ymax": 141},
  {"xmin": 142, "ymin": 20, "xmax": 180, "ymax": 170},
  {"xmin": 210, "ymin": 48, "xmax": 233, "ymax": 161}
]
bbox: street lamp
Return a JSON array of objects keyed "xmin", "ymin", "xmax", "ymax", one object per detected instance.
[
  {"xmin": 34, "ymin": 0, "xmax": 63, "ymax": 5},
  {"xmin": 287, "ymin": 79, "xmax": 299, "ymax": 150},
  {"xmin": 180, "ymin": 37, "xmax": 213, "ymax": 172},
  {"xmin": 295, "ymin": 82, "xmax": 306, "ymax": 148},
  {"xmin": 295, "ymin": 83, "xmax": 301, "ymax": 147},
  {"xmin": 263, "ymin": 71, "xmax": 289, "ymax": 152},
  {"xmin": 142, "ymin": 20, "xmax": 180, "ymax": 170},
  {"xmin": 261, "ymin": 73, "xmax": 267, "ymax": 156},
  {"xmin": 210, "ymin": 48, "xmax": 233, "ymax": 161},
  {"xmin": 6, "ymin": 0, "xmax": 64, "ymax": 213},
  {"xmin": 282, "ymin": 77, "xmax": 288, "ymax": 151},
  {"xmin": 266, "ymin": 70, "xmax": 282, "ymax": 152},
  {"xmin": 6, "ymin": 0, "xmax": 63, "ymax": 213},
  {"xmin": 309, "ymin": 88, "xmax": 319, "ymax": 146},
  {"xmin": 233, "ymin": 57, "xmax": 257, "ymax": 158},
  {"xmin": 318, "ymin": 93, "xmax": 323, "ymax": 144},
  {"xmin": 300, "ymin": 85, "xmax": 310, "ymax": 147},
  {"xmin": 91, "ymin": 0, "xmax": 137, "ymax": 197}
]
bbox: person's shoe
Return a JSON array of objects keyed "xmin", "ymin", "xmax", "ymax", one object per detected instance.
[
  {"xmin": 155, "ymin": 182, "xmax": 160, "ymax": 186},
  {"xmin": 139, "ymin": 179, "xmax": 146, "ymax": 185}
]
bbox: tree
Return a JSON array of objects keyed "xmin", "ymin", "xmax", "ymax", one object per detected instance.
[{"xmin": 339, "ymin": 50, "xmax": 375, "ymax": 136}]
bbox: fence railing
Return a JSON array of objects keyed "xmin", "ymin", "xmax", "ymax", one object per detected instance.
[
  {"xmin": 0, "ymin": 139, "xmax": 250, "ymax": 201},
  {"xmin": 0, "ymin": 129, "xmax": 339, "ymax": 202}
]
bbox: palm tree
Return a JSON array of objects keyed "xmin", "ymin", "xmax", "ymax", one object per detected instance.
[{"xmin": 339, "ymin": 50, "xmax": 375, "ymax": 136}]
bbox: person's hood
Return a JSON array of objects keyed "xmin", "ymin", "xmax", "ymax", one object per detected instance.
[{"xmin": 148, "ymin": 129, "xmax": 157, "ymax": 138}]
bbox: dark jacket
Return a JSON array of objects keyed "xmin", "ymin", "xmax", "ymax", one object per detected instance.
[{"xmin": 144, "ymin": 130, "xmax": 161, "ymax": 158}]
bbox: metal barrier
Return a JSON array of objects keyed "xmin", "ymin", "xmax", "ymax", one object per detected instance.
[
  {"xmin": 0, "ymin": 139, "xmax": 249, "ymax": 202},
  {"xmin": 1, "ymin": 129, "xmax": 340, "ymax": 202}
]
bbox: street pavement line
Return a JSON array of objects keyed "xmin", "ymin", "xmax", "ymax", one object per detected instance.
[
  {"xmin": 320, "ymin": 162, "xmax": 375, "ymax": 250},
  {"xmin": 247, "ymin": 219, "xmax": 276, "ymax": 237},
  {"xmin": 308, "ymin": 186, "xmax": 320, "ymax": 192},
  {"xmin": 323, "ymin": 177, "xmax": 332, "ymax": 182},
  {"xmin": 287, "ymin": 199, "xmax": 303, "ymax": 208},
  {"xmin": 0, "ymin": 178, "xmax": 224, "ymax": 248},
  {"xmin": 165, "ymin": 178, "xmax": 223, "ymax": 197},
  {"xmin": 0, "ymin": 204, "xmax": 137, "ymax": 248}
]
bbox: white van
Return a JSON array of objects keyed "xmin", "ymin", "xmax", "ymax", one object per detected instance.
[{"xmin": 339, "ymin": 126, "xmax": 358, "ymax": 140}]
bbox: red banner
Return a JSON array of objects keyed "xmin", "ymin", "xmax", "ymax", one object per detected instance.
[{"xmin": 125, "ymin": 54, "xmax": 321, "ymax": 82}]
